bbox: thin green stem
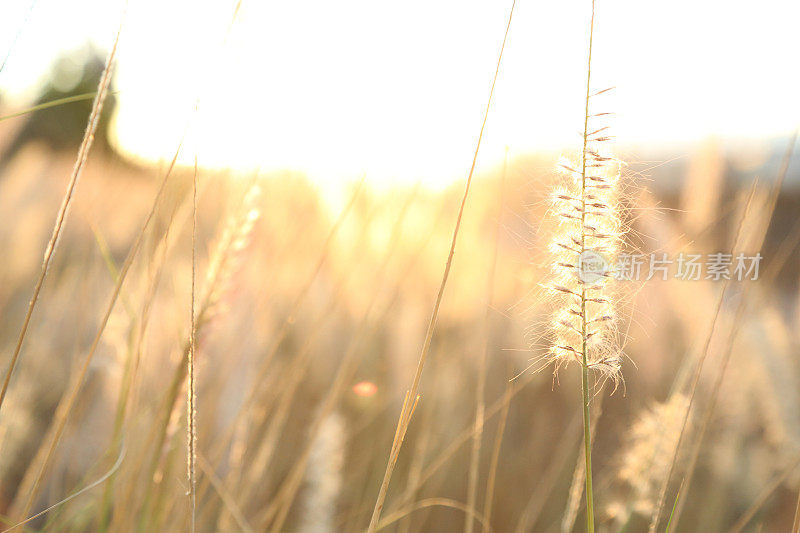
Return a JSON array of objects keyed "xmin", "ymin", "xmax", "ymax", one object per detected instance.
[
  {"xmin": 579, "ymin": 1, "xmax": 596, "ymax": 532},
  {"xmin": 580, "ymin": 358, "xmax": 594, "ymax": 533}
]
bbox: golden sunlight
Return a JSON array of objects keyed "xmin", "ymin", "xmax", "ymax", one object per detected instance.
[
  {"xmin": 3, "ymin": 0, "xmax": 797, "ymax": 189},
  {"xmin": 115, "ymin": 0, "xmax": 800, "ymax": 187},
  {"xmin": 3, "ymin": 1, "xmax": 800, "ymax": 531}
]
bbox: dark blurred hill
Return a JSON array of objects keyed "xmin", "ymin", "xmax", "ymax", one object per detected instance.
[{"xmin": 0, "ymin": 45, "xmax": 116, "ymax": 177}]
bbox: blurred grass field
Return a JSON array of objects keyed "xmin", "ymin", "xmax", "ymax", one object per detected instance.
[{"xmin": 2, "ymin": 5, "xmax": 800, "ymax": 532}]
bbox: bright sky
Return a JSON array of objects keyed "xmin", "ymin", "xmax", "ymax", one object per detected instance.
[{"xmin": 1, "ymin": 0, "xmax": 799, "ymax": 187}]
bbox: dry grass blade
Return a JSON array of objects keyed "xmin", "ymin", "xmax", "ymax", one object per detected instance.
[
  {"xmin": 260, "ymin": 192, "xmax": 428, "ymax": 529},
  {"xmin": 375, "ymin": 498, "xmax": 493, "ymax": 533},
  {"xmin": 388, "ymin": 371, "xmax": 538, "ymax": 520},
  {"xmin": 197, "ymin": 453, "xmax": 253, "ymax": 533},
  {"xmin": 0, "ymin": 8, "xmax": 123, "ymax": 415},
  {"xmin": 513, "ymin": 412, "xmax": 582, "ymax": 533},
  {"xmin": 366, "ymin": 2, "xmax": 516, "ymax": 530},
  {"xmin": 482, "ymin": 376, "xmax": 511, "ymax": 531},
  {"xmin": 466, "ymin": 147, "xmax": 507, "ymax": 533},
  {"xmin": 0, "ymin": 91, "xmax": 122, "ymax": 122},
  {"xmin": 0, "ymin": 437, "xmax": 127, "ymax": 533},
  {"xmin": 560, "ymin": 392, "xmax": 604, "ymax": 533},
  {"xmin": 667, "ymin": 131, "xmax": 797, "ymax": 530},
  {"xmin": 214, "ymin": 187, "xmax": 417, "ymax": 530},
  {"xmin": 188, "ymin": 157, "xmax": 199, "ymax": 532},
  {"xmin": 648, "ymin": 179, "xmax": 759, "ymax": 533},
  {"xmin": 208, "ymin": 175, "xmax": 366, "ymax": 467},
  {"xmin": 728, "ymin": 454, "xmax": 800, "ymax": 533},
  {"xmin": 9, "ymin": 142, "xmax": 182, "ymax": 530}
]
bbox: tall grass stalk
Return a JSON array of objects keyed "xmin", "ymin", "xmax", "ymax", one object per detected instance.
[
  {"xmin": 259, "ymin": 191, "xmax": 425, "ymax": 531},
  {"xmin": 396, "ymin": 357, "xmax": 443, "ymax": 533},
  {"xmin": 189, "ymin": 178, "xmax": 368, "ymax": 523},
  {"xmin": 135, "ymin": 181, "xmax": 261, "ymax": 529},
  {"xmin": 387, "ymin": 369, "xmax": 539, "ymax": 520},
  {"xmin": 0, "ymin": 11, "xmax": 123, "ymax": 415},
  {"xmin": 366, "ymin": 2, "xmax": 516, "ymax": 530},
  {"xmin": 9, "ymin": 140, "xmax": 181, "ymax": 531},
  {"xmin": 728, "ymin": 454, "xmax": 800, "ymax": 533},
  {"xmin": 580, "ymin": 5, "xmax": 596, "ymax": 529},
  {"xmin": 188, "ymin": 158, "xmax": 199, "ymax": 533},
  {"xmin": 215, "ymin": 188, "xmax": 418, "ymax": 530},
  {"xmin": 548, "ymin": 1, "xmax": 618, "ymax": 530},
  {"xmin": 515, "ymin": 411, "xmax": 582, "ymax": 533},
  {"xmin": 561, "ymin": 393, "xmax": 605, "ymax": 533},
  {"xmin": 544, "ymin": 0, "xmax": 622, "ymax": 527},
  {"xmin": 667, "ymin": 128, "xmax": 797, "ymax": 531},
  {"xmin": 465, "ymin": 147, "xmax": 507, "ymax": 533},
  {"xmin": 647, "ymin": 181, "xmax": 758, "ymax": 533},
  {"xmin": 96, "ymin": 191, "xmax": 183, "ymax": 531},
  {"xmin": 482, "ymin": 376, "xmax": 512, "ymax": 530}
]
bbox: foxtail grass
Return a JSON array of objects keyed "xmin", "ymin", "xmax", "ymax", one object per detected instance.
[{"xmin": 541, "ymin": 1, "xmax": 625, "ymax": 530}]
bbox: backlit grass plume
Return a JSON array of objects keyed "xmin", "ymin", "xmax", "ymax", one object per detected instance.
[
  {"xmin": 542, "ymin": 2, "xmax": 626, "ymax": 531},
  {"xmin": 607, "ymin": 395, "xmax": 689, "ymax": 527},
  {"xmin": 546, "ymin": 139, "xmax": 623, "ymax": 383}
]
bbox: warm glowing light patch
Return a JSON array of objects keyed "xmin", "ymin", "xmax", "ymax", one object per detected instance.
[{"xmin": 352, "ymin": 381, "xmax": 378, "ymax": 397}]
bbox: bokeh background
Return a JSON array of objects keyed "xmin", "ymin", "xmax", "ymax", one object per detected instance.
[{"xmin": 1, "ymin": 0, "xmax": 799, "ymax": 531}]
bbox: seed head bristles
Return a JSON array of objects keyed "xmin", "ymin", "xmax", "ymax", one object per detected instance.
[
  {"xmin": 199, "ymin": 182, "xmax": 262, "ymax": 331},
  {"xmin": 134, "ymin": 179, "xmax": 263, "ymax": 529},
  {"xmin": 606, "ymin": 395, "xmax": 689, "ymax": 526},
  {"xmin": 545, "ymin": 143, "xmax": 624, "ymax": 386},
  {"xmin": 532, "ymin": 4, "xmax": 624, "ymax": 531}
]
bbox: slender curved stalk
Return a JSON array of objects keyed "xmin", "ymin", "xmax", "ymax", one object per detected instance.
[
  {"xmin": 579, "ymin": 1, "xmax": 597, "ymax": 530},
  {"xmin": 188, "ymin": 157, "xmax": 199, "ymax": 533},
  {"xmin": 728, "ymin": 454, "xmax": 800, "ymax": 533},
  {"xmin": 483, "ymin": 377, "xmax": 511, "ymax": 531},
  {"xmin": 0, "ymin": 11, "xmax": 123, "ymax": 416},
  {"xmin": 466, "ymin": 147, "xmax": 507, "ymax": 533},
  {"xmin": 668, "ymin": 130, "xmax": 797, "ymax": 531},
  {"xmin": 366, "ymin": 3, "xmax": 516, "ymax": 530},
  {"xmin": 649, "ymin": 180, "xmax": 759, "ymax": 532},
  {"xmin": 0, "ymin": 91, "xmax": 122, "ymax": 122}
]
